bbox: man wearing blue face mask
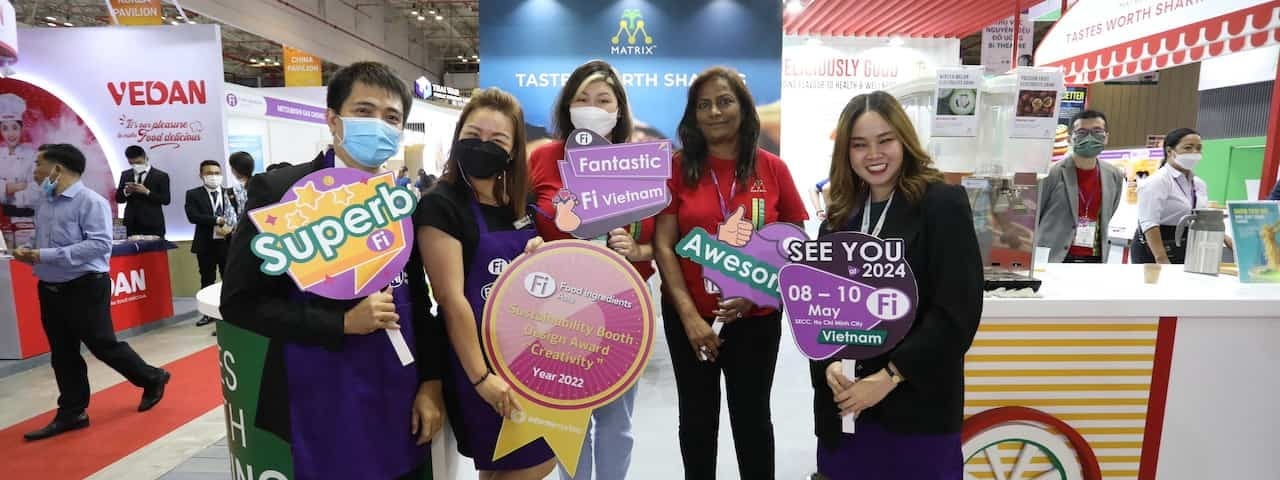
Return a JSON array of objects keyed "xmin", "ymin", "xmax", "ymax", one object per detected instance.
[
  {"xmin": 220, "ymin": 62, "xmax": 446, "ymax": 480},
  {"xmin": 1038, "ymin": 110, "xmax": 1125, "ymax": 263},
  {"xmin": 18, "ymin": 144, "xmax": 171, "ymax": 441}
]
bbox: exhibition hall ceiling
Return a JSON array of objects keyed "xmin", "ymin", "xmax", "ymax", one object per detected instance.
[{"xmin": 15, "ymin": 0, "xmax": 479, "ymax": 86}]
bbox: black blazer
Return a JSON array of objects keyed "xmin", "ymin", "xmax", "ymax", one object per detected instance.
[
  {"xmin": 115, "ymin": 167, "xmax": 171, "ymax": 236},
  {"xmin": 809, "ymin": 181, "xmax": 984, "ymax": 446},
  {"xmin": 220, "ymin": 151, "xmax": 444, "ymax": 441},
  {"xmin": 184, "ymin": 186, "xmax": 238, "ymax": 254}
]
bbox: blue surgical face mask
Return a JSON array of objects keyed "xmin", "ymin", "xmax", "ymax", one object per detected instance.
[
  {"xmin": 337, "ymin": 117, "xmax": 402, "ymax": 168},
  {"xmin": 41, "ymin": 169, "xmax": 60, "ymax": 197}
]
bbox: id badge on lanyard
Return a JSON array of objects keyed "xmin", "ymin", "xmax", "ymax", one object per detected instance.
[{"xmin": 1073, "ymin": 218, "xmax": 1098, "ymax": 250}]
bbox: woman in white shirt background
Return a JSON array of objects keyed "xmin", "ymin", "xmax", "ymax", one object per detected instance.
[{"xmin": 1132, "ymin": 128, "xmax": 1233, "ymax": 264}]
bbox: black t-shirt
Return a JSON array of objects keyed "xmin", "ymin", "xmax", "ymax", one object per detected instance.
[{"xmin": 414, "ymin": 180, "xmax": 529, "ymax": 275}]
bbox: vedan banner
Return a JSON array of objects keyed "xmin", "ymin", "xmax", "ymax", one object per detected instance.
[
  {"xmin": 283, "ymin": 45, "xmax": 322, "ymax": 87},
  {"xmin": 108, "ymin": 0, "xmax": 164, "ymax": 26},
  {"xmin": 780, "ymin": 36, "xmax": 958, "ymax": 217},
  {"xmin": 480, "ymin": 0, "xmax": 782, "ymax": 151},
  {"xmin": 11, "ymin": 25, "xmax": 227, "ymax": 241}
]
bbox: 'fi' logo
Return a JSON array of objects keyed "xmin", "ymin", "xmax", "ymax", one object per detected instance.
[
  {"xmin": 524, "ymin": 272, "xmax": 557, "ymax": 298},
  {"xmin": 611, "ymin": 9, "xmax": 653, "ymax": 46}
]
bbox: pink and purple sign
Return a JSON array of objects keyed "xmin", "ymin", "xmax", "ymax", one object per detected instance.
[
  {"xmin": 779, "ymin": 231, "xmax": 918, "ymax": 361},
  {"xmin": 481, "ymin": 240, "xmax": 655, "ymax": 471},
  {"xmin": 551, "ymin": 129, "xmax": 671, "ymax": 240}
]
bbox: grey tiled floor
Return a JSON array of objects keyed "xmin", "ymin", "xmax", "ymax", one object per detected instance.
[{"xmin": 159, "ymin": 316, "xmax": 821, "ymax": 480}]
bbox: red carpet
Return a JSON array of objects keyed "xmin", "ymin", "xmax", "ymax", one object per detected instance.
[{"xmin": 0, "ymin": 346, "xmax": 222, "ymax": 479}]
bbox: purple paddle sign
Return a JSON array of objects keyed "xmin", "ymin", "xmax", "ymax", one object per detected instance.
[
  {"xmin": 778, "ymin": 231, "xmax": 918, "ymax": 361},
  {"xmin": 552, "ymin": 129, "xmax": 671, "ymax": 240},
  {"xmin": 674, "ymin": 223, "xmax": 809, "ymax": 309}
]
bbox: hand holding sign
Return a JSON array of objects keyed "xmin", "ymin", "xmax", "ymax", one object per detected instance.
[
  {"xmin": 343, "ymin": 288, "xmax": 400, "ymax": 335},
  {"xmin": 607, "ymin": 227, "xmax": 637, "ymax": 260},
  {"xmin": 717, "ymin": 206, "xmax": 754, "ymax": 247},
  {"xmin": 553, "ymin": 188, "xmax": 582, "ymax": 232}
]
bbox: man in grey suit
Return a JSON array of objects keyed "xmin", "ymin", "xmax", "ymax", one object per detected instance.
[{"xmin": 1038, "ymin": 110, "xmax": 1126, "ymax": 263}]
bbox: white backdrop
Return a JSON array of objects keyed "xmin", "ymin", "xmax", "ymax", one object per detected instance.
[
  {"xmin": 13, "ymin": 25, "xmax": 227, "ymax": 241},
  {"xmin": 780, "ymin": 36, "xmax": 959, "ymax": 220}
]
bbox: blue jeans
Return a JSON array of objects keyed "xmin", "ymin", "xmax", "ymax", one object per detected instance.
[{"xmin": 559, "ymin": 384, "xmax": 638, "ymax": 480}]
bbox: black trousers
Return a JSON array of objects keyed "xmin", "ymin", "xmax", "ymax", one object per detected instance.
[
  {"xmin": 196, "ymin": 239, "xmax": 229, "ymax": 288},
  {"xmin": 662, "ymin": 301, "xmax": 781, "ymax": 480},
  {"xmin": 1131, "ymin": 225, "xmax": 1187, "ymax": 264},
  {"xmin": 38, "ymin": 273, "xmax": 162, "ymax": 418}
]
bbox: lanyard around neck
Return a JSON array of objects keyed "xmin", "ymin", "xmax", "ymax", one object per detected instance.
[
  {"xmin": 861, "ymin": 190, "xmax": 894, "ymax": 238},
  {"xmin": 709, "ymin": 169, "xmax": 737, "ymax": 220}
]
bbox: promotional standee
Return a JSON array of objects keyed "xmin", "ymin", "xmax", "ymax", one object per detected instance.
[
  {"xmin": 550, "ymin": 129, "xmax": 671, "ymax": 239},
  {"xmin": 217, "ymin": 166, "xmax": 421, "ymax": 479},
  {"xmin": 778, "ymin": 231, "xmax": 918, "ymax": 433},
  {"xmin": 482, "ymin": 241, "xmax": 655, "ymax": 476}
]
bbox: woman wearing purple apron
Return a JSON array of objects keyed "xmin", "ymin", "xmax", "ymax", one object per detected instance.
[
  {"xmin": 220, "ymin": 62, "xmax": 445, "ymax": 480},
  {"xmin": 810, "ymin": 91, "xmax": 983, "ymax": 479},
  {"xmin": 417, "ymin": 88, "xmax": 556, "ymax": 480}
]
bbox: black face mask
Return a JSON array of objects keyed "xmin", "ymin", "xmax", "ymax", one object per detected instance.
[{"xmin": 453, "ymin": 138, "xmax": 509, "ymax": 179}]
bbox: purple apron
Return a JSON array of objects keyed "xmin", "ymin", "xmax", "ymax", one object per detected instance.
[
  {"xmin": 447, "ymin": 200, "xmax": 554, "ymax": 470},
  {"xmin": 282, "ymin": 150, "xmax": 427, "ymax": 479},
  {"xmin": 817, "ymin": 420, "xmax": 961, "ymax": 480}
]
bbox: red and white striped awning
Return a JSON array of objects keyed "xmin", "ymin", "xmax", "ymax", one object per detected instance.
[{"xmin": 1037, "ymin": 0, "xmax": 1280, "ymax": 84}]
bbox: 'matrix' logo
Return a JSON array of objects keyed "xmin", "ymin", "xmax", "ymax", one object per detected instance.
[{"xmin": 610, "ymin": 9, "xmax": 655, "ymax": 55}]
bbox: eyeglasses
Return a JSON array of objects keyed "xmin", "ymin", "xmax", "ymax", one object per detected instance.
[{"xmin": 1073, "ymin": 128, "xmax": 1107, "ymax": 137}]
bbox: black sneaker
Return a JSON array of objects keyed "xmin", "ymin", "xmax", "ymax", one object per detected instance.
[{"xmin": 195, "ymin": 316, "xmax": 215, "ymax": 327}]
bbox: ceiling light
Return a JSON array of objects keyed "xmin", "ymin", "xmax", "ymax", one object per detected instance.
[
  {"xmin": 45, "ymin": 16, "xmax": 56, "ymax": 21},
  {"xmin": 418, "ymin": 15, "xmax": 425, "ymax": 21},
  {"xmin": 410, "ymin": 10, "xmax": 418, "ymax": 15},
  {"xmin": 428, "ymin": 9, "xmax": 436, "ymax": 15},
  {"xmin": 457, "ymin": 55, "xmax": 464, "ymax": 59},
  {"xmin": 250, "ymin": 58, "xmax": 258, "ymax": 63},
  {"xmin": 435, "ymin": 15, "xmax": 443, "ymax": 21},
  {"xmin": 46, "ymin": 22, "xmax": 58, "ymax": 27},
  {"xmin": 784, "ymin": 0, "xmax": 805, "ymax": 15},
  {"xmin": 460, "ymin": 59, "xmax": 467, "ymax": 63},
  {"xmin": 63, "ymin": 22, "xmax": 74, "ymax": 27},
  {"xmin": 471, "ymin": 54, "xmax": 478, "ymax": 59}
]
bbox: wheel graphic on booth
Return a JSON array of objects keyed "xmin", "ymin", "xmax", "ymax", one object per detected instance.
[{"xmin": 961, "ymin": 407, "xmax": 1103, "ymax": 480}]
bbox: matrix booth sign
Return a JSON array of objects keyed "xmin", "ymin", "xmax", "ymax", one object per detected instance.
[{"xmin": 480, "ymin": 0, "xmax": 782, "ymax": 146}]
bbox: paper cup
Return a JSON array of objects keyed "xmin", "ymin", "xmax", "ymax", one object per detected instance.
[{"xmin": 1143, "ymin": 264, "xmax": 1162, "ymax": 284}]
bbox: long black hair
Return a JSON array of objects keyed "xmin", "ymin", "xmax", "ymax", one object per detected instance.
[
  {"xmin": 552, "ymin": 60, "xmax": 633, "ymax": 143},
  {"xmin": 676, "ymin": 66, "xmax": 761, "ymax": 188},
  {"xmin": 1161, "ymin": 127, "xmax": 1199, "ymax": 167}
]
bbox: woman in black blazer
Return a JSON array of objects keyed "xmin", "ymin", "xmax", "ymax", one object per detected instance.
[{"xmin": 810, "ymin": 91, "xmax": 984, "ymax": 479}]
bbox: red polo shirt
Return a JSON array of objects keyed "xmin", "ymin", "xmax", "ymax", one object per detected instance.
[
  {"xmin": 662, "ymin": 148, "xmax": 808, "ymax": 317},
  {"xmin": 529, "ymin": 140, "xmax": 657, "ymax": 280}
]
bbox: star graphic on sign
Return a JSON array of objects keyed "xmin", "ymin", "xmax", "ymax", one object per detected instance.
[
  {"xmin": 265, "ymin": 214, "xmax": 278, "ymax": 226},
  {"xmin": 292, "ymin": 182, "xmax": 324, "ymax": 211},
  {"xmin": 332, "ymin": 185, "xmax": 358, "ymax": 207},
  {"xmin": 285, "ymin": 210, "xmax": 311, "ymax": 230}
]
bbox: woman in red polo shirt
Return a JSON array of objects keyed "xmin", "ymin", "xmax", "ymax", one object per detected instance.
[
  {"xmin": 527, "ymin": 60, "xmax": 655, "ymax": 480},
  {"xmin": 652, "ymin": 66, "xmax": 807, "ymax": 480}
]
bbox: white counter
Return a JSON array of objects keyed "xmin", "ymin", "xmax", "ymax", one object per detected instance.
[{"xmin": 986, "ymin": 263, "xmax": 1280, "ymax": 318}]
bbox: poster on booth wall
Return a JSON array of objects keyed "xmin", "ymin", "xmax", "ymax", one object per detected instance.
[
  {"xmin": 480, "ymin": 0, "xmax": 781, "ymax": 153},
  {"xmin": 932, "ymin": 67, "xmax": 983, "ymax": 138},
  {"xmin": 482, "ymin": 240, "xmax": 655, "ymax": 475},
  {"xmin": 0, "ymin": 79, "xmax": 117, "ymax": 247},
  {"xmin": 1228, "ymin": 201, "xmax": 1280, "ymax": 283},
  {"xmin": 227, "ymin": 134, "xmax": 267, "ymax": 174},
  {"xmin": 1011, "ymin": 68, "xmax": 1064, "ymax": 139},
  {"xmin": 552, "ymin": 129, "xmax": 671, "ymax": 240},
  {"xmin": 981, "ymin": 14, "xmax": 1034, "ymax": 75},
  {"xmin": 781, "ymin": 36, "xmax": 959, "ymax": 219},
  {"xmin": 12, "ymin": 25, "xmax": 228, "ymax": 241}
]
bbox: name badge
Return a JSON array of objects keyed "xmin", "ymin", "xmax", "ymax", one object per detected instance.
[
  {"xmin": 513, "ymin": 215, "xmax": 532, "ymax": 230},
  {"xmin": 1073, "ymin": 218, "xmax": 1098, "ymax": 250}
]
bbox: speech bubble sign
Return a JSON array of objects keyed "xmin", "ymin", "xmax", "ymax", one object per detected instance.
[
  {"xmin": 675, "ymin": 222, "xmax": 808, "ymax": 309},
  {"xmin": 483, "ymin": 240, "xmax": 655, "ymax": 476},
  {"xmin": 247, "ymin": 168, "xmax": 416, "ymax": 300},
  {"xmin": 779, "ymin": 231, "xmax": 918, "ymax": 361},
  {"xmin": 552, "ymin": 129, "xmax": 671, "ymax": 240}
]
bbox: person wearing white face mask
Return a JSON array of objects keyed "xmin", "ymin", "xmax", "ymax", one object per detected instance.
[
  {"xmin": 220, "ymin": 62, "xmax": 447, "ymax": 480},
  {"xmin": 184, "ymin": 160, "xmax": 237, "ymax": 328},
  {"xmin": 1133, "ymin": 128, "xmax": 1233, "ymax": 264},
  {"xmin": 527, "ymin": 60, "xmax": 652, "ymax": 480},
  {"xmin": 115, "ymin": 145, "xmax": 171, "ymax": 238}
]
